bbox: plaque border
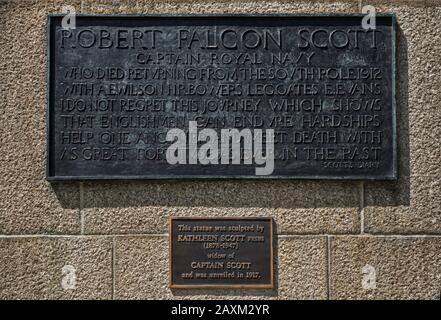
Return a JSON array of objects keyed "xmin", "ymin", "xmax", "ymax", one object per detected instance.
[
  {"xmin": 169, "ymin": 216, "xmax": 274, "ymax": 289},
  {"xmin": 47, "ymin": 13, "xmax": 397, "ymax": 181}
]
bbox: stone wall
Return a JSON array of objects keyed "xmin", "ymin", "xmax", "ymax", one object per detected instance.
[{"xmin": 0, "ymin": 0, "xmax": 440, "ymax": 299}]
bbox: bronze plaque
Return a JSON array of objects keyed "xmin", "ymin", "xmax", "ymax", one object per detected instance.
[
  {"xmin": 169, "ymin": 217, "xmax": 273, "ymax": 288},
  {"xmin": 48, "ymin": 14, "xmax": 396, "ymax": 181}
]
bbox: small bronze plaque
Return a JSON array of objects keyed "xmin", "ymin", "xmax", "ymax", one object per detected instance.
[{"xmin": 169, "ymin": 217, "xmax": 273, "ymax": 288}]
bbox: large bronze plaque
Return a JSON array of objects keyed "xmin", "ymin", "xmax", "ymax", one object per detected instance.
[
  {"xmin": 169, "ymin": 217, "xmax": 273, "ymax": 288},
  {"xmin": 48, "ymin": 15, "xmax": 396, "ymax": 180}
]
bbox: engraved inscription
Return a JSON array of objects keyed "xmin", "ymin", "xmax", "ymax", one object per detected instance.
[
  {"xmin": 170, "ymin": 217, "xmax": 273, "ymax": 288},
  {"xmin": 48, "ymin": 15, "xmax": 396, "ymax": 180}
]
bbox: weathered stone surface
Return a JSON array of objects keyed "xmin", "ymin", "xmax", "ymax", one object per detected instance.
[
  {"xmin": 0, "ymin": 0, "xmax": 82, "ymax": 187},
  {"xmin": 330, "ymin": 236, "xmax": 441, "ymax": 299},
  {"xmin": 365, "ymin": 174, "xmax": 441, "ymax": 234},
  {"xmin": 114, "ymin": 236, "xmax": 171, "ymax": 299},
  {"xmin": 277, "ymin": 237, "xmax": 328, "ymax": 299},
  {"xmin": 363, "ymin": 2, "xmax": 441, "ymax": 233},
  {"xmin": 361, "ymin": 1, "xmax": 440, "ymax": 8},
  {"xmin": 0, "ymin": 0, "xmax": 83, "ymax": 234},
  {"xmin": 83, "ymin": 181, "xmax": 359, "ymax": 235},
  {"xmin": 114, "ymin": 236, "xmax": 327, "ymax": 299},
  {"xmin": 0, "ymin": 184, "xmax": 80, "ymax": 235},
  {"xmin": 0, "ymin": 237, "xmax": 112, "ymax": 299},
  {"xmin": 81, "ymin": 0, "xmax": 360, "ymax": 14}
]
